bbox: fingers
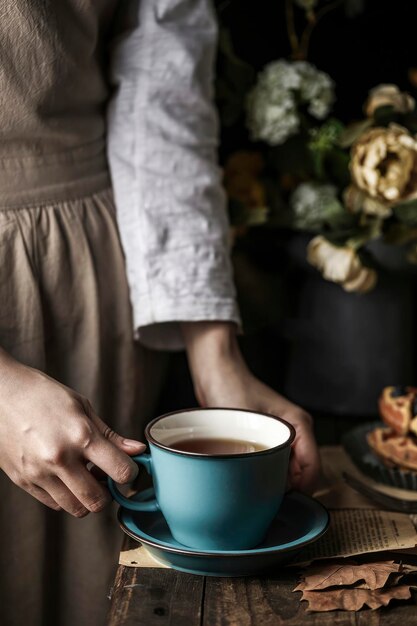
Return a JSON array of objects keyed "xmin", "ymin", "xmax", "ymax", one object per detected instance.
[
  {"xmin": 87, "ymin": 462, "xmax": 107, "ymax": 482},
  {"xmin": 40, "ymin": 476, "xmax": 89, "ymax": 518},
  {"xmin": 81, "ymin": 400, "xmax": 145, "ymax": 453},
  {"xmin": 59, "ymin": 466, "xmax": 112, "ymax": 513},
  {"xmin": 86, "ymin": 412, "xmax": 144, "ymax": 484},
  {"xmin": 89, "ymin": 411, "xmax": 146, "ymax": 454},
  {"xmin": 27, "ymin": 484, "xmax": 62, "ymax": 511},
  {"xmin": 28, "ymin": 404, "xmax": 145, "ymax": 515},
  {"xmin": 280, "ymin": 408, "xmax": 321, "ymax": 494},
  {"xmin": 290, "ymin": 420, "xmax": 321, "ymax": 494}
]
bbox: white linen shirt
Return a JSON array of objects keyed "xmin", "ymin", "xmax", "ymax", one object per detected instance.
[{"xmin": 107, "ymin": 0, "xmax": 241, "ymax": 350}]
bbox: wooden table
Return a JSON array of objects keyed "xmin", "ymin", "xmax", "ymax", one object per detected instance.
[
  {"xmin": 108, "ymin": 536, "xmax": 417, "ymax": 625},
  {"xmin": 107, "ymin": 445, "xmax": 417, "ymax": 625}
]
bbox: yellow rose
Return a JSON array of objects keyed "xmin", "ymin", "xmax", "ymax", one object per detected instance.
[
  {"xmin": 343, "ymin": 185, "xmax": 392, "ymax": 218},
  {"xmin": 364, "ymin": 84, "xmax": 415, "ymax": 117},
  {"xmin": 307, "ymin": 236, "xmax": 377, "ymax": 293},
  {"xmin": 350, "ymin": 124, "xmax": 417, "ymax": 204}
]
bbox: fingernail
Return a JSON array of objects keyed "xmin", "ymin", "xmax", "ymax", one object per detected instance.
[{"xmin": 123, "ymin": 438, "xmax": 146, "ymax": 450}]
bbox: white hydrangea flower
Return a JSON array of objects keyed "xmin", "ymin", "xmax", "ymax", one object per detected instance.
[
  {"xmin": 290, "ymin": 182, "xmax": 340, "ymax": 228},
  {"xmin": 247, "ymin": 60, "xmax": 335, "ymax": 146},
  {"xmin": 296, "ymin": 62, "xmax": 335, "ymax": 120}
]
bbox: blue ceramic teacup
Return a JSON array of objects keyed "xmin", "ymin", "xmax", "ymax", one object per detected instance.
[{"xmin": 108, "ymin": 408, "xmax": 295, "ymax": 551}]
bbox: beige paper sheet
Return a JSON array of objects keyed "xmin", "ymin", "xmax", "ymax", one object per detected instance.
[{"xmin": 293, "ymin": 509, "xmax": 417, "ymax": 565}]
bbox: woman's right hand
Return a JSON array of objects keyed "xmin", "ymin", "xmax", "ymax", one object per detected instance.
[{"xmin": 0, "ymin": 349, "xmax": 145, "ymax": 517}]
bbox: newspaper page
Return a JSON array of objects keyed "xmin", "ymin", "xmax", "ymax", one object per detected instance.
[{"xmin": 293, "ymin": 508, "xmax": 417, "ymax": 565}]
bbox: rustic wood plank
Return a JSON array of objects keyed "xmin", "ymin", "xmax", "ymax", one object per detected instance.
[
  {"xmin": 201, "ymin": 573, "xmax": 353, "ymax": 626},
  {"xmin": 108, "ymin": 567, "xmax": 204, "ymax": 626},
  {"xmin": 201, "ymin": 570, "xmax": 417, "ymax": 626},
  {"xmin": 108, "ymin": 556, "xmax": 417, "ymax": 625},
  {"xmin": 356, "ymin": 599, "xmax": 417, "ymax": 626},
  {"xmin": 107, "ymin": 538, "xmax": 205, "ymax": 626}
]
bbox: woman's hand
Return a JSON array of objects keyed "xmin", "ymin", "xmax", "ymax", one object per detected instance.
[
  {"xmin": 182, "ymin": 322, "xmax": 321, "ymax": 494},
  {"xmin": 0, "ymin": 349, "xmax": 145, "ymax": 516}
]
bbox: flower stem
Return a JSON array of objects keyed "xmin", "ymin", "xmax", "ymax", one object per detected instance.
[
  {"xmin": 299, "ymin": 0, "xmax": 344, "ymax": 60},
  {"xmin": 285, "ymin": 0, "xmax": 301, "ymax": 59}
]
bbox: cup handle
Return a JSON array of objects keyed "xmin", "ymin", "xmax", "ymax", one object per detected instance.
[{"xmin": 107, "ymin": 453, "xmax": 160, "ymax": 512}]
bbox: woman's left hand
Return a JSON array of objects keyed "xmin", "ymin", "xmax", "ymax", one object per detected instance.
[{"xmin": 182, "ymin": 322, "xmax": 321, "ymax": 495}]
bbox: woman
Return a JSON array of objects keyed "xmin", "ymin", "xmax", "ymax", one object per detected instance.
[{"xmin": 0, "ymin": 1, "xmax": 320, "ymax": 625}]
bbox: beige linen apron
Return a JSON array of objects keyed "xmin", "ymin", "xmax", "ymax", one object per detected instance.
[{"xmin": 0, "ymin": 3, "xmax": 167, "ymax": 625}]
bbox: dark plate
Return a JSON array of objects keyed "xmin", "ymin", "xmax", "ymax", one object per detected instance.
[{"xmin": 342, "ymin": 421, "xmax": 417, "ymax": 490}]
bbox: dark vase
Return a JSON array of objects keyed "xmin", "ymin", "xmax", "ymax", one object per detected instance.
[{"xmin": 282, "ymin": 235, "xmax": 416, "ymax": 417}]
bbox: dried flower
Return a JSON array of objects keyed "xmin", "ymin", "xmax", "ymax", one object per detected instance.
[
  {"xmin": 350, "ymin": 124, "xmax": 417, "ymax": 205},
  {"xmin": 224, "ymin": 151, "xmax": 264, "ymax": 177},
  {"xmin": 364, "ymin": 84, "xmax": 415, "ymax": 118},
  {"xmin": 307, "ymin": 236, "xmax": 377, "ymax": 293},
  {"xmin": 224, "ymin": 151, "xmax": 266, "ymax": 209},
  {"xmin": 247, "ymin": 60, "xmax": 335, "ymax": 146},
  {"xmin": 343, "ymin": 185, "xmax": 392, "ymax": 218}
]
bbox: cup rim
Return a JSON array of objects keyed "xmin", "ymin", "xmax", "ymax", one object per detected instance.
[{"xmin": 144, "ymin": 407, "xmax": 296, "ymax": 458}]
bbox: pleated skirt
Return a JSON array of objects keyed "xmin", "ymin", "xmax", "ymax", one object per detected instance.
[{"xmin": 0, "ymin": 177, "xmax": 167, "ymax": 626}]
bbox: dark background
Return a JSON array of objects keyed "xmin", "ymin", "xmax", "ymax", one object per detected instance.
[{"xmin": 155, "ymin": 1, "xmax": 417, "ymax": 445}]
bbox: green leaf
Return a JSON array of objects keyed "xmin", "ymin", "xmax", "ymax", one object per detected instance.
[
  {"xmin": 309, "ymin": 119, "xmax": 345, "ymax": 152},
  {"xmin": 308, "ymin": 119, "xmax": 346, "ymax": 180},
  {"xmin": 393, "ymin": 200, "xmax": 417, "ymax": 225},
  {"xmin": 310, "ymin": 149, "xmax": 325, "ymax": 180},
  {"xmin": 327, "ymin": 148, "xmax": 351, "ymax": 187},
  {"xmin": 338, "ymin": 118, "xmax": 373, "ymax": 148},
  {"xmin": 325, "ymin": 200, "xmax": 357, "ymax": 231}
]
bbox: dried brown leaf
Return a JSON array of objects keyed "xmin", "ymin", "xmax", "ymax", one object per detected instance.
[
  {"xmin": 294, "ymin": 560, "xmax": 400, "ymax": 591},
  {"xmin": 302, "ymin": 585, "xmax": 412, "ymax": 612}
]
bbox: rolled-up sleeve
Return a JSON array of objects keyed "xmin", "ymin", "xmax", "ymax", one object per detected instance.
[{"xmin": 106, "ymin": 0, "xmax": 241, "ymax": 350}]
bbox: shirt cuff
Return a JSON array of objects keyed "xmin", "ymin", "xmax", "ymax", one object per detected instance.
[{"xmin": 134, "ymin": 298, "xmax": 242, "ymax": 351}]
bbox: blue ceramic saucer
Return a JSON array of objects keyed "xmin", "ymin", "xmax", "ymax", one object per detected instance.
[{"xmin": 117, "ymin": 489, "xmax": 329, "ymax": 576}]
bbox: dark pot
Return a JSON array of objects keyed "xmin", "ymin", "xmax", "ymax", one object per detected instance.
[{"xmin": 282, "ymin": 235, "xmax": 416, "ymax": 416}]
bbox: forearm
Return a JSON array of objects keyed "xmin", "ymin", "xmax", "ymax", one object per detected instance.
[
  {"xmin": 181, "ymin": 321, "xmax": 247, "ymax": 403},
  {"xmin": 181, "ymin": 323, "xmax": 319, "ymax": 493}
]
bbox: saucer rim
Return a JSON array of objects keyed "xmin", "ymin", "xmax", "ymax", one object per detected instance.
[{"xmin": 117, "ymin": 491, "xmax": 330, "ymax": 558}]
